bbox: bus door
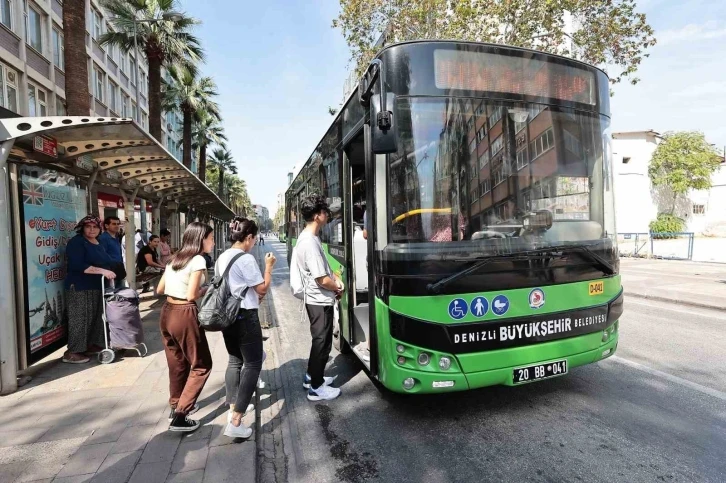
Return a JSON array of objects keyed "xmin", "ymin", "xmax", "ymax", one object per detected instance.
[{"xmin": 343, "ymin": 130, "xmax": 372, "ymax": 366}]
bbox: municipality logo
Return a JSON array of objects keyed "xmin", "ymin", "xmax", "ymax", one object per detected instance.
[{"xmin": 529, "ymin": 288, "xmax": 545, "ymax": 309}]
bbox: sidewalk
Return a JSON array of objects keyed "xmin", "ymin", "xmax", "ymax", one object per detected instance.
[
  {"xmin": 0, "ymin": 296, "xmax": 256, "ymax": 483},
  {"xmin": 620, "ymin": 257, "xmax": 726, "ymax": 310}
]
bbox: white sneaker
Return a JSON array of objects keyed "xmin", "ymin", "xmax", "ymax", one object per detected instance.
[
  {"xmin": 223, "ymin": 422, "xmax": 253, "ymax": 439},
  {"xmin": 302, "ymin": 373, "xmax": 337, "ymax": 390},
  {"xmin": 355, "ymin": 343, "xmax": 371, "ymax": 362},
  {"xmin": 307, "ymin": 384, "xmax": 341, "ymax": 401},
  {"xmin": 227, "ymin": 404, "xmax": 254, "ymax": 424}
]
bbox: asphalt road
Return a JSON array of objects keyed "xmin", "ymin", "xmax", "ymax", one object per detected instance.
[{"xmin": 259, "ymin": 241, "xmax": 726, "ymax": 483}]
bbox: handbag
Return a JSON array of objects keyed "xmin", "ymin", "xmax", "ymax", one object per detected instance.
[{"xmin": 197, "ymin": 252, "xmax": 249, "ymax": 331}]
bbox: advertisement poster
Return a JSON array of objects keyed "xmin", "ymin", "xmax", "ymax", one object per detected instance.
[{"xmin": 20, "ymin": 168, "xmax": 86, "ymax": 358}]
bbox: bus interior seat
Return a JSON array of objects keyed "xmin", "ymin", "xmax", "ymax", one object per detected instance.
[{"xmin": 543, "ymin": 220, "xmax": 603, "ymax": 243}]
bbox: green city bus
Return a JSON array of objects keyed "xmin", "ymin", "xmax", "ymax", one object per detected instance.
[
  {"xmin": 278, "ymin": 225, "xmax": 286, "ymax": 243},
  {"xmin": 285, "ymin": 41, "xmax": 622, "ymax": 394}
]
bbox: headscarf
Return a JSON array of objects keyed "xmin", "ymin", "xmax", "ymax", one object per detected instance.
[{"xmin": 75, "ymin": 215, "xmax": 102, "ymax": 231}]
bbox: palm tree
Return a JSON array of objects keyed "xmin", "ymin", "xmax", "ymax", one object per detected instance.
[
  {"xmin": 162, "ymin": 66, "xmax": 220, "ymax": 169},
  {"xmin": 100, "ymin": 0, "xmax": 203, "ymax": 142},
  {"xmin": 63, "ymin": 0, "xmax": 90, "ymax": 114},
  {"xmin": 192, "ymin": 111, "xmax": 227, "ymax": 182},
  {"xmin": 208, "ymin": 148, "xmax": 237, "ymax": 199}
]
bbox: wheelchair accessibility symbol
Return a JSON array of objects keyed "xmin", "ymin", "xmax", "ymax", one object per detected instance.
[{"xmin": 448, "ymin": 298, "xmax": 468, "ymax": 320}]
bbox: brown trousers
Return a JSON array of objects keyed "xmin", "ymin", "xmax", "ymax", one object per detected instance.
[{"xmin": 159, "ymin": 302, "xmax": 212, "ymax": 414}]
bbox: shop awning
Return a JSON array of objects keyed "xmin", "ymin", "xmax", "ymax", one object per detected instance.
[{"xmin": 0, "ymin": 116, "xmax": 233, "ymax": 219}]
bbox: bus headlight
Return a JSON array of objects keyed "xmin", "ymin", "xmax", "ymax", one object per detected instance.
[
  {"xmin": 417, "ymin": 353, "xmax": 430, "ymax": 366},
  {"xmin": 439, "ymin": 357, "xmax": 451, "ymax": 371},
  {"xmin": 397, "ymin": 356, "xmax": 406, "ymax": 365},
  {"xmin": 403, "ymin": 378, "xmax": 415, "ymax": 390},
  {"xmin": 396, "ymin": 344, "xmax": 405, "ymax": 354},
  {"xmin": 602, "ymin": 330, "xmax": 609, "ymax": 342}
]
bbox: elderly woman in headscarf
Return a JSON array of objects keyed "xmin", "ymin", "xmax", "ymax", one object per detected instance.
[{"xmin": 62, "ymin": 215, "xmax": 117, "ymax": 364}]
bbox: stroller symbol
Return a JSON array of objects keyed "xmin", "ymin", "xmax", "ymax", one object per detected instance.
[{"xmin": 448, "ymin": 298, "xmax": 468, "ymax": 320}]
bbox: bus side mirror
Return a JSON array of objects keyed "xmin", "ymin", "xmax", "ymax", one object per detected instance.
[{"xmin": 371, "ymin": 93, "xmax": 398, "ymax": 154}]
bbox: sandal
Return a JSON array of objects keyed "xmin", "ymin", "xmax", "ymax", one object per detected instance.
[{"xmin": 62, "ymin": 352, "xmax": 90, "ymax": 364}]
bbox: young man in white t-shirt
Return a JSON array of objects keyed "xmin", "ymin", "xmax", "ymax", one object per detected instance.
[{"xmin": 291, "ymin": 194, "xmax": 343, "ymax": 401}]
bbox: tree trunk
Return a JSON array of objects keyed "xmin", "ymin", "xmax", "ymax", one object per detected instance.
[
  {"xmin": 63, "ymin": 0, "xmax": 90, "ymax": 115},
  {"xmin": 147, "ymin": 53, "xmax": 163, "ymax": 142},
  {"xmin": 670, "ymin": 191, "xmax": 678, "ymax": 215},
  {"xmin": 218, "ymin": 169, "xmax": 224, "ymax": 198},
  {"xmin": 199, "ymin": 143, "xmax": 207, "ymax": 182},
  {"xmin": 182, "ymin": 107, "xmax": 192, "ymax": 169}
]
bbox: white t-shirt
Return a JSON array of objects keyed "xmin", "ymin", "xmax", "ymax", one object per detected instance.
[
  {"xmin": 215, "ymin": 248, "xmax": 264, "ymax": 310},
  {"xmin": 292, "ymin": 230, "xmax": 336, "ymax": 306},
  {"xmin": 163, "ymin": 255, "xmax": 207, "ymax": 300}
]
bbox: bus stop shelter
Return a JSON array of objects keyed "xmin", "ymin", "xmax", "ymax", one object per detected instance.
[{"xmin": 0, "ymin": 116, "xmax": 234, "ymax": 395}]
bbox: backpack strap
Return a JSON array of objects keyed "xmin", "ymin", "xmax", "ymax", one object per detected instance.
[{"xmin": 217, "ymin": 251, "xmax": 247, "ymax": 287}]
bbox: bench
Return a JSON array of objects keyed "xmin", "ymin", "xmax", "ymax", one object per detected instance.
[{"xmin": 135, "ymin": 270, "xmax": 163, "ymax": 291}]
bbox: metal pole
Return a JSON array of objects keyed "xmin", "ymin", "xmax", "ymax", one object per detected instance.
[
  {"xmin": 122, "ymin": 187, "xmax": 140, "ymax": 288},
  {"xmin": 152, "ymin": 200, "xmax": 160, "ymax": 236},
  {"xmin": 0, "ymin": 139, "xmax": 19, "ymax": 394},
  {"xmin": 133, "ymin": 20, "xmax": 141, "ymax": 124}
]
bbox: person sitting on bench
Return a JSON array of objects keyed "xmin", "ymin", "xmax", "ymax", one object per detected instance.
[{"xmin": 137, "ymin": 235, "xmax": 165, "ymax": 292}]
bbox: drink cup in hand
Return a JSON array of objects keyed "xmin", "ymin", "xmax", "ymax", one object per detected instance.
[{"xmin": 265, "ymin": 252, "xmax": 276, "ymax": 266}]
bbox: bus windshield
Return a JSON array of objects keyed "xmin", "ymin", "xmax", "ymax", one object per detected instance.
[{"xmin": 388, "ymin": 97, "xmax": 615, "ymax": 254}]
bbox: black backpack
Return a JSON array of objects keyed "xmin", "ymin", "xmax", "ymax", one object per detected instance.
[{"xmin": 197, "ymin": 252, "xmax": 249, "ymax": 331}]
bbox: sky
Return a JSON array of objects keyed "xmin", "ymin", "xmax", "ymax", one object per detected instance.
[{"xmin": 180, "ymin": 0, "xmax": 726, "ymax": 213}]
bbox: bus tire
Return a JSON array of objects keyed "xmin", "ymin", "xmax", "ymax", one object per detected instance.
[{"xmin": 333, "ymin": 302, "xmax": 352, "ymax": 354}]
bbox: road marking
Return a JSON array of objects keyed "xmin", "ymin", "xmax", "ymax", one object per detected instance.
[
  {"xmin": 626, "ymin": 298, "xmax": 726, "ymax": 320},
  {"xmin": 610, "ymin": 356, "xmax": 726, "ymax": 401}
]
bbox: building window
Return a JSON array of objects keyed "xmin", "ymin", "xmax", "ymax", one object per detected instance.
[
  {"xmin": 622, "ymin": 157, "xmax": 631, "ymax": 164},
  {"xmin": 693, "ymin": 204, "xmax": 706, "ymax": 215},
  {"xmin": 516, "ymin": 147, "xmax": 528, "ymax": 170},
  {"xmin": 469, "ymin": 138, "xmax": 476, "ymax": 154},
  {"xmin": 120, "ymin": 52, "xmax": 127, "ymax": 74},
  {"xmin": 141, "ymin": 112, "xmax": 147, "ymax": 129},
  {"xmin": 27, "ymin": 5, "xmax": 43, "ymax": 52},
  {"xmin": 563, "ymin": 129, "xmax": 582, "ymax": 156},
  {"xmin": 488, "ymin": 107, "xmax": 502, "ymax": 128},
  {"xmin": 108, "ymin": 80, "xmax": 118, "ymax": 112},
  {"xmin": 529, "ymin": 104, "xmax": 544, "ymax": 120},
  {"xmin": 121, "ymin": 93, "xmax": 129, "ymax": 117},
  {"xmin": 480, "ymin": 178, "xmax": 491, "ymax": 195},
  {"xmin": 52, "ymin": 27, "xmax": 64, "ymax": 70},
  {"xmin": 93, "ymin": 64, "xmax": 105, "ymax": 103},
  {"xmin": 530, "ymin": 128, "xmax": 555, "ymax": 161},
  {"xmin": 131, "ymin": 102, "xmax": 137, "ymax": 120},
  {"xmin": 108, "ymin": 41, "xmax": 118, "ymax": 64},
  {"xmin": 476, "ymin": 126, "xmax": 487, "ymax": 143},
  {"xmin": 129, "ymin": 57, "xmax": 136, "ymax": 85},
  {"xmin": 56, "ymin": 98, "xmax": 66, "ymax": 115},
  {"xmin": 1, "ymin": 0, "xmax": 12, "ymax": 30},
  {"xmin": 92, "ymin": 8, "xmax": 103, "ymax": 40},
  {"xmin": 27, "ymin": 82, "xmax": 47, "ymax": 116},
  {"xmin": 515, "ymin": 120, "xmax": 527, "ymax": 133},
  {"xmin": 0, "ymin": 63, "xmax": 18, "ymax": 112},
  {"xmin": 475, "ymin": 102, "xmax": 485, "ymax": 118},
  {"xmin": 478, "ymin": 149, "xmax": 489, "ymax": 169},
  {"xmin": 491, "ymin": 135, "xmax": 504, "ymax": 156}
]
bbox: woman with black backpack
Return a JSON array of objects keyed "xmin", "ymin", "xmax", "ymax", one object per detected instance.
[{"xmin": 215, "ymin": 217, "xmax": 275, "ymax": 439}]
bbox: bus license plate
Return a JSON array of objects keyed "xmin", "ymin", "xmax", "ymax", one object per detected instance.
[{"xmin": 513, "ymin": 360, "xmax": 568, "ymax": 384}]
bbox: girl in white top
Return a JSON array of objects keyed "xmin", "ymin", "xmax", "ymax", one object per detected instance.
[
  {"xmin": 155, "ymin": 222, "xmax": 215, "ymax": 433},
  {"xmin": 215, "ymin": 217, "xmax": 275, "ymax": 439}
]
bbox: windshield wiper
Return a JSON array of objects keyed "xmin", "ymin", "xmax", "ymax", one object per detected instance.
[
  {"xmin": 545, "ymin": 244, "xmax": 616, "ymax": 276},
  {"xmin": 426, "ymin": 245, "xmax": 615, "ymax": 294}
]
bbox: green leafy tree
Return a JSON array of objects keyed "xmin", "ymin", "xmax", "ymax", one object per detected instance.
[
  {"xmin": 333, "ymin": 0, "xmax": 656, "ymax": 85},
  {"xmin": 273, "ymin": 205, "xmax": 284, "ymax": 229},
  {"xmin": 192, "ymin": 110, "xmax": 227, "ymax": 182},
  {"xmin": 208, "ymin": 148, "xmax": 237, "ymax": 198},
  {"xmin": 648, "ymin": 131, "xmax": 722, "ymax": 215},
  {"xmin": 101, "ymin": 0, "xmax": 203, "ymax": 142},
  {"xmin": 162, "ymin": 66, "xmax": 220, "ymax": 170}
]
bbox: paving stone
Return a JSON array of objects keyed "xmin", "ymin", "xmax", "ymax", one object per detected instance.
[
  {"xmin": 89, "ymin": 450, "xmax": 142, "ymax": 483},
  {"xmin": 83, "ymin": 422, "xmax": 129, "ymax": 446},
  {"xmin": 203, "ymin": 443, "xmax": 255, "ymax": 483},
  {"xmin": 169, "ymin": 439, "xmax": 209, "ymax": 474},
  {"xmin": 55, "ymin": 442, "xmax": 114, "ymax": 478},
  {"xmin": 14, "ymin": 460, "xmax": 66, "ymax": 482},
  {"xmin": 51, "ymin": 474, "xmax": 94, "ymax": 483},
  {"xmin": 139, "ymin": 421, "xmax": 183, "ymax": 464},
  {"xmin": 165, "ymin": 469, "xmax": 205, "ymax": 483},
  {"xmin": 0, "ymin": 461, "xmax": 29, "ymax": 483},
  {"xmin": 180, "ymin": 425, "xmax": 212, "ymax": 443},
  {"xmin": 127, "ymin": 461, "xmax": 172, "ymax": 483},
  {"xmin": 110, "ymin": 424, "xmax": 158, "ymax": 454},
  {"xmin": 36, "ymin": 420, "xmax": 97, "ymax": 443},
  {"xmin": 0, "ymin": 427, "xmax": 48, "ymax": 447}
]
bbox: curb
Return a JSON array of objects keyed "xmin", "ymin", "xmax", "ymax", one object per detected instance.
[{"xmin": 624, "ymin": 291, "xmax": 726, "ymax": 311}]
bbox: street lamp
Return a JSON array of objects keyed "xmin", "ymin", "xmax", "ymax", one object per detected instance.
[{"xmin": 131, "ymin": 12, "xmax": 184, "ymax": 123}]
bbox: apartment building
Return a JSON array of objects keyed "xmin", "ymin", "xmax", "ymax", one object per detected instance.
[{"xmin": 0, "ymin": 0, "xmax": 185, "ymax": 165}]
